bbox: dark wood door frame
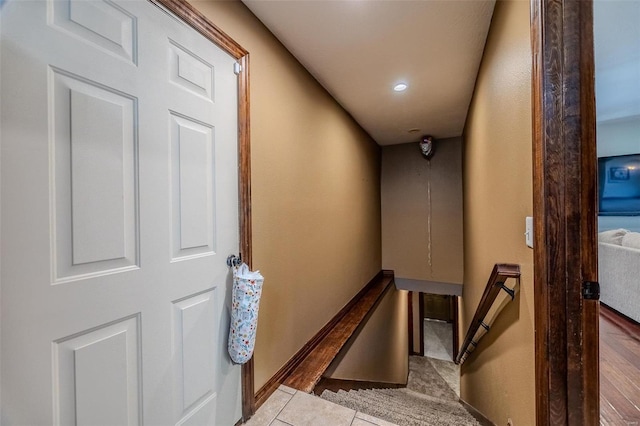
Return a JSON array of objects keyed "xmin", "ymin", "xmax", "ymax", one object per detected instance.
[
  {"xmin": 419, "ymin": 292, "xmax": 425, "ymax": 356},
  {"xmin": 149, "ymin": 0, "xmax": 255, "ymax": 420},
  {"xmin": 407, "ymin": 291, "xmax": 425, "ymax": 356},
  {"xmin": 452, "ymin": 296, "xmax": 459, "ymax": 362},
  {"xmin": 408, "ymin": 291, "xmax": 414, "ymax": 354},
  {"xmin": 531, "ymin": 0, "xmax": 599, "ymax": 424}
]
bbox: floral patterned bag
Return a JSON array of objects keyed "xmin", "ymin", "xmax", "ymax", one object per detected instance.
[{"xmin": 228, "ymin": 263, "xmax": 264, "ymax": 364}]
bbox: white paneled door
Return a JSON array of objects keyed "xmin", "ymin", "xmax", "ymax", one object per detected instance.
[{"xmin": 0, "ymin": 0, "xmax": 242, "ymax": 424}]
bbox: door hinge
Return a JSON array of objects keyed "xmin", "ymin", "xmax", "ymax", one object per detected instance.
[
  {"xmin": 582, "ymin": 281, "xmax": 600, "ymax": 300},
  {"xmin": 234, "ymin": 62, "xmax": 242, "ymax": 75}
]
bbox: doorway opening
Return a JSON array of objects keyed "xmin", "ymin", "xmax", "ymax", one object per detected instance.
[
  {"xmin": 593, "ymin": 0, "xmax": 640, "ymax": 422},
  {"xmin": 423, "ymin": 293, "xmax": 456, "ymax": 361},
  {"xmin": 409, "ymin": 291, "xmax": 459, "ymax": 362}
]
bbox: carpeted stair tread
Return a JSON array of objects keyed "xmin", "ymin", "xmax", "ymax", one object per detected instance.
[
  {"xmin": 320, "ymin": 356, "xmax": 480, "ymax": 426},
  {"xmin": 342, "ymin": 390, "xmax": 467, "ymax": 421},
  {"xmin": 321, "ymin": 388, "xmax": 478, "ymax": 426},
  {"xmin": 342, "ymin": 388, "xmax": 471, "ymax": 420},
  {"xmin": 344, "ymin": 388, "xmax": 460, "ymax": 411},
  {"xmin": 365, "ymin": 388, "xmax": 464, "ymax": 411},
  {"xmin": 406, "ymin": 356, "xmax": 458, "ymax": 400},
  {"xmin": 425, "ymin": 358, "xmax": 460, "ymax": 396}
]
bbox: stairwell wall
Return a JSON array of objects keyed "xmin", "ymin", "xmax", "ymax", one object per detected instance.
[
  {"xmin": 381, "ymin": 138, "xmax": 464, "ymax": 284},
  {"xmin": 460, "ymin": 0, "xmax": 535, "ymax": 425},
  {"xmin": 324, "ymin": 286, "xmax": 409, "ymax": 385},
  {"xmin": 190, "ymin": 0, "xmax": 382, "ymax": 391}
]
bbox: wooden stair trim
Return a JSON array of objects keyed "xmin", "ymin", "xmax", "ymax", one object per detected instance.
[
  {"xmin": 254, "ymin": 270, "xmax": 391, "ymax": 408},
  {"xmin": 282, "ymin": 273, "xmax": 394, "ymax": 393}
]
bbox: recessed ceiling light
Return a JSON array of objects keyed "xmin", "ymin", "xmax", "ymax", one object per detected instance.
[
  {"xmin": 393, "ymin": 83, "xmax": 408, "ymax": 92},
  {"xmin": 408, "ymin": 128, "xmax": 420, "ymax": 133}
]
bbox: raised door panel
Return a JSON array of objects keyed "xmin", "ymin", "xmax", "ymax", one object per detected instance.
[
  {"xmin": 50, "ymin": 0, "xmax": 138, "ymax": 64},
  {"xmin": 50, "ymin": 69, "xmax": 139, "ymax": 283},
  {"xmin": 173, "ymin": 290, "xmax": 218, "ymax": 424},
  {"xmin": 169, "ymin": 39, "xmax": 214, "ymax": 101},
  {"xmin": 170, "ymin": 113, "xmax": 215, "ymax": 261},
  {"xmin": 53, "ymin": 315, "xmax": 142, "ymax": 426}
]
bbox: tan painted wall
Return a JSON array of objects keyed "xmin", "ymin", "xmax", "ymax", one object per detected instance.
[
  {"xmin": 381, "ymin": 138, "xmax": 463, "ymax": 283},
  {"xmin": 190, "ymin": 0, "xmax": 382, "ymax": 390},
  {"xmin": 324, "ymin": 287, "xmax": 408, "ymax": 384},
  {"xmin": 460, "ymin": 1, "xmax": 535, "ymax": 425}
]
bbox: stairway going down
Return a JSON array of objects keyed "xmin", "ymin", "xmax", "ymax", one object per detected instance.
[{"xmin": 320, "ymin": 356, "xmax": 481, "ymax": 426}]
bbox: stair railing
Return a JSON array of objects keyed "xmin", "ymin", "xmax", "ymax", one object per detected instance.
[{"xmin": 455, "ymin": 263, "xmax": 521, "ymax": 364}]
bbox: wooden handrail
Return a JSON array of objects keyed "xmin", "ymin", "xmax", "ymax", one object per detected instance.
[{"xmin": 455, "ymin": 263, "xmax": 520, "ymax": 364}]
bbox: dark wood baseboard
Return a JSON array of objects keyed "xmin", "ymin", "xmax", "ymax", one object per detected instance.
[
  {"xmin": 313, "ymin": 377, "xmax": 405, "ymax": 396},
  {"xmin": 459, "ymin": 398, "xmax": 496, "ymax": 426},
  {"xmin": 254, "ymin": 362, "xmax": 292, "ymax": 409},
  {"xmin": 600, "ymin": 303, "xmax": 640, "ymax": 344},
  {"xmin": 254, "ymin": 270, "xmax": 390, "ymax": 408}
]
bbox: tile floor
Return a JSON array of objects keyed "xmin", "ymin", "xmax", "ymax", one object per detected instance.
[
  {"xmin": 423, "ymin": 319, "xmax": 453, "ymax": 361},
  {"xmin": 243, "ymin": 385, "xmax": 397, "ymax": 426}
]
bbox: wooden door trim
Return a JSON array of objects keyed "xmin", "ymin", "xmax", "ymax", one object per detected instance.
[
  {"xmin": 419, "ymin": 292, "xmax": 425, "ymax": 356},
  {"xmin": 151, "ymin": 0, "xmax": 247, "ymax": 58},
  {"xmin": 148, "ymin": 0, "xmax": 254, "ymax": 419},
  {"xmin": 531, "ymin": 0, "xmax": 599, "ymax": 424},
  {"xmin": 452, "ymin": 296, "xmax": 459, "ymax": 361},
  {"xmin": 408, "ymin": 291, "xmax": 414, "ymax": 354}
]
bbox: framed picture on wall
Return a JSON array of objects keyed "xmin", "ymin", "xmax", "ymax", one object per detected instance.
[{"xmin": 598, "ymin": 153, "xmax": 640, "ymax": 216}]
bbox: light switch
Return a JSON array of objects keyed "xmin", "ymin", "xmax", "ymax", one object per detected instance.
[{"xmin": 525, "ymin": 216, "xmax": 534, "ymax": 248}]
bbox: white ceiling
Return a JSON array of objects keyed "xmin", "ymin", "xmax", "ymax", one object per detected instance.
[{"xmin": 241, "ymin": 0, "xmax": 496, "ymax": 146}]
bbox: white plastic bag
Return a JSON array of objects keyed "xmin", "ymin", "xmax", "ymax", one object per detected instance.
[{"xmin": 228, "ymin": 263, "xmax": 264, "ymax": 364}]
